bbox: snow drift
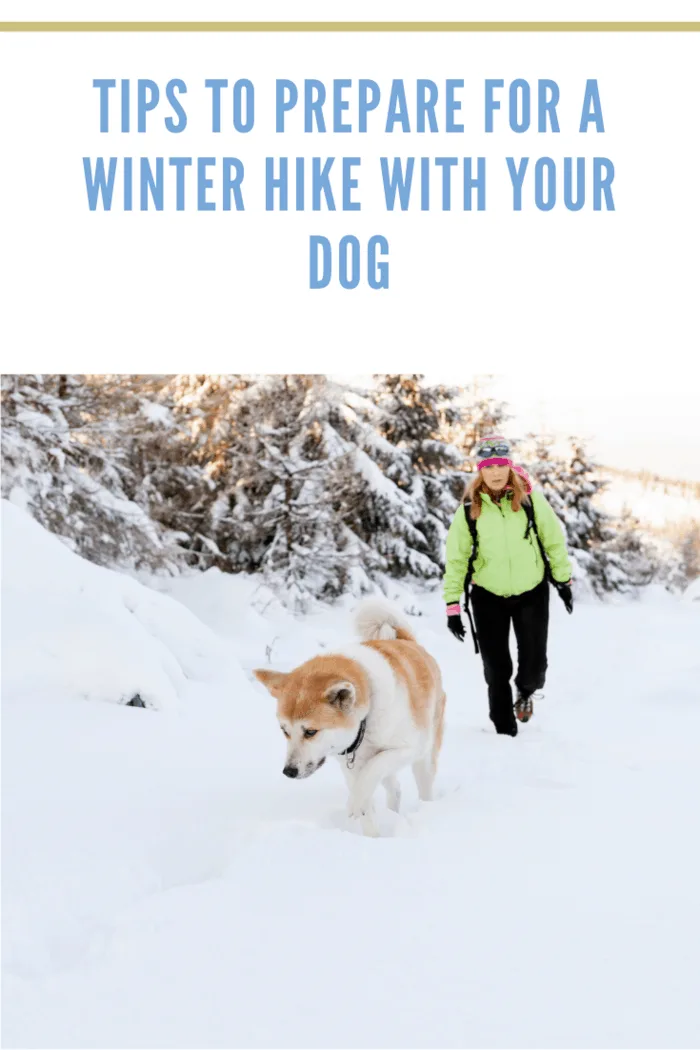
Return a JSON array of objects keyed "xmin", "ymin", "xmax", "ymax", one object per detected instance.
[{"xmin": 1, "ymin": 500, "xmax": 241, "ymax": 711}]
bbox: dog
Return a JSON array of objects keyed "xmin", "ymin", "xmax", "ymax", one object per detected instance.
[{"xmin": 253, "ymin": 599, "xmax": 446, "ymax": 837}]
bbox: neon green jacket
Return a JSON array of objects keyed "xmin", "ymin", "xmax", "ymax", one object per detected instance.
[{"xmin": 443, "ymin": 490, "xmax": 572, "ymax": 602}]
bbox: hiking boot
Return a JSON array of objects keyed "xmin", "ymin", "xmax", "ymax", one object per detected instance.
[
  {"xmin": 514, "ymin": 691, "xmax": 534, "ymax": 722},
  {"xmin": 514, "ymin": 694, "xmax": 532, "ymax": 722},
  {"xmin": 515, "ymin": 689, "xmax": 544, "ymax": 721}
]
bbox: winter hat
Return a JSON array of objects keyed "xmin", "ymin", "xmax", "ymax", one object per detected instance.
[{"xmin": 476, "ymin": 436, "xmax": 513, "ymax": 471}]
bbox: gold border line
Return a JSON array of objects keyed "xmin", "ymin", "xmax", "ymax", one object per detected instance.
[{"xmin": 0, "ymin": 21, "xmax": 699, "ymax": 32}]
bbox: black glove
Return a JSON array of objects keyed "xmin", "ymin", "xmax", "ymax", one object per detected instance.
[
  {"xmin": 447, "ymin": 614, "xmax": 466, "ymax": 642},
  {"xmin": 556, "ymin": 582, "xmax": 574, "ymax": 614}
]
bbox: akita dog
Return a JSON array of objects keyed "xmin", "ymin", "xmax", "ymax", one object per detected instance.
[{"xmin": 254, "ymin": 599, "xmax": 446, "ymax": 837}]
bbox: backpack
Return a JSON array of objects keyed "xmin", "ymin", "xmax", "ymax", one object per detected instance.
[{"xmin": 461, "ymin": 494, "xmax": 553, "ymax": 654}]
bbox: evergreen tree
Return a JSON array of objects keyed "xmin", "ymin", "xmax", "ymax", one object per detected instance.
[
  {"xmin": 603, "ymin": 507, "xmax": 658, "ymax": 591},
  {"xmin": 373, "ymin": 374, "xmax": 465, "ymax": 570},
  {"xmin": 232, "ymin": 375, "xmax": 358, "ymax": 609},
  {"xmin": 525, "ymin": 436, "xmax": 656, "ymax": 595},
  {"xmin": 1, "ymin": 374, "xmax": 176, "ymax": 571},
  {"xmin": 454, "ymin": 376, "xmax": 511, "ymax": 468},
  {"xmin": 222, "ymin": 375, "xmax": 442, "ymax": 601},
  {"xmin": 152, "ymin": 374, "xmax": 255, "ymax": 571},
  {"xmin": 677, "ymin": 523, "xmax": 700, "ymax": 589},
  {"xmin": 325, "ymin": 378, "xmax": 441, "ymax": 583},
  {"xmin": 7, "ymin": 373, "xmax": 678, "ymax": 607},
  {"xmin": 163, "ymin": 374, "xmax": 379, "ymax": 608}
]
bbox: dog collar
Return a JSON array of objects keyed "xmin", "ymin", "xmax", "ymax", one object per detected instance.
[{"xmin": 339, "ymin": 718, "xmax": 367, "ymax": 767}]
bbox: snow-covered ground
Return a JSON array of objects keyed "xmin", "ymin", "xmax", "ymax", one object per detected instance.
[{"xmin": 3, "ymin": 500, "xmax": 700, "ymax": 1050}]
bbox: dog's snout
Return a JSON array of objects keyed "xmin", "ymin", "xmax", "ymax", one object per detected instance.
[{"xmin": 283, "ymin": 765, "xmax": 299, "ymax": 779}]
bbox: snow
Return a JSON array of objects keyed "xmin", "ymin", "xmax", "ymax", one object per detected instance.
[
  {"xmin": 683, "ymin": 577, "xmax": 700, "ymax": 602},
  {"xmin": 1, "ymin": 502, "xmax": 238, "ymax": 711},
  {"xmin": 139, "ymin": 400, "xmax": 173, "ymax": 426},
  {"xmin": 3, "ymin": 504, "xmax": 700, "ymax": 1049}
]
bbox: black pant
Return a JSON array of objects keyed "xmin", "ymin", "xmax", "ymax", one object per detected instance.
[{"xmin": 470, "ymin": 579, "xmax": 549, "ymax": 732}]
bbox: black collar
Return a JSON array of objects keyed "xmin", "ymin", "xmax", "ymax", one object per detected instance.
[{"xmin": 339, "ymin": 717, "xmax": 367, "ymax": 759}]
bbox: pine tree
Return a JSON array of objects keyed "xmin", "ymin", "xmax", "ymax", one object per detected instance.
[
  {"xmin": 603, "ymin": 507, "xmax": 658, "ymax": 591},
  {"xmin": 525, "ymin": 435, "xmax": 656, "ymax": 596},
  {"xmin": 164, "ymin": 374, "xmax": 502, "ymax": 598},
  {"xmin": 151, "ymin": 374, "xmax": 255, "ymax": 571},
  {"xmin": 677, "ymin": 523, "xmax": 700, "ymax": 588},
  {"xmin": 372, "ymin": 375, "xmax": 465, "ymax": 571},
  {"xmin": 233, "ymin": 375, "xmax": 358, "ymax": 610},
  {"xmin": 16, "ymin": 372, "xmax": 662, "ymax": 610},
  {"xmin": 453, "ymin": 376, "xmax": 511, "ymax": 468},
  {"xmin": 1, "ymin": 374, "xmax": 177, "ymax": 571},
  {"xmin": 161, "ymin": 375, "xmax": 375, "ymax": 608},
  {"xmin": 223, "ymin": 374, "xmax": 443, "ymax": 601},
  {"xmin": 325, "ymin": 378, "xmax": 443, "ymax": 583}
]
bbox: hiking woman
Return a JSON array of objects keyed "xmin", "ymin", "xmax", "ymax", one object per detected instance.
[{"xmin": 443, "ymin": 437, "xmax": 573, "ymax": 736}]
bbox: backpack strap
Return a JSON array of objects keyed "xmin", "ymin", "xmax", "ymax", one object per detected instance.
[
  {"xmin": 462, "ymin": 501, "xmax": 479, "ymax": 587},
  {"xmin": 462, "ymin": 501, "xmax": 480, "ymax": 654},
  {"xmin": 523, "ymin": 496, "xmax": 553, "ymax": 584}
]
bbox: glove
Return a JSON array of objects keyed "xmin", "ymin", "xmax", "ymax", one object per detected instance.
[
  {"xmin": 447, "ymin": 613, "xmax": 466, "ymax": 642},
  {"xmin": 556, "ymin": 582, "xmax": 574, "ymax": 614}
]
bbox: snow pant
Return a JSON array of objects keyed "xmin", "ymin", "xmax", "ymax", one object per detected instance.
[{"xmin": 470, "ymin": 578, "xmax": 549, "ymax": 733}]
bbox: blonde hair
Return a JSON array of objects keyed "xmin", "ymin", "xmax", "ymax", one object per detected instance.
[{"xmin": 465, "ymin": 468, "xmax": 528, "ymax": 520}]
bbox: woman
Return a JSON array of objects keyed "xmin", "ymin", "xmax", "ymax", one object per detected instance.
[{"xmin": 443, "ymin": 436, "xmax": 573, "ymax": 736}]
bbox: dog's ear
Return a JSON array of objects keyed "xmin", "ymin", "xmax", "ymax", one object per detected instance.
[
  {"xmin": 253, "ymin": 669, "xmax": 288, "ymax": 695},
  {"xmin": 325, "ymin": 680, "xmax": 356, "ymax": 711}
]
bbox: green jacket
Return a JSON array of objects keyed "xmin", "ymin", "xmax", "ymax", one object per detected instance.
[{"xmin": 443, "ymin": 490, "xmax": 572, "ymax": 602}]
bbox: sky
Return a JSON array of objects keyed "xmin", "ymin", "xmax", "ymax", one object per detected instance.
[
  {"xmin": 344, "ymin": 373, "xmax": 699, "ymax": 483},
  {"xmin": 486, "ymin": 373, "xmax": 699, "ymax": 483}
]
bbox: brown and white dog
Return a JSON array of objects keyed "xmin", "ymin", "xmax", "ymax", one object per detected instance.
[{"xmin": 254, "ymin": 599, "xmax": 446, "ymax": 837}]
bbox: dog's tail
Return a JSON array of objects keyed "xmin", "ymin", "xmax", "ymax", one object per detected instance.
[{"xmin": 354, "ymin": 598, "xmax": 416, "ymax": 643}]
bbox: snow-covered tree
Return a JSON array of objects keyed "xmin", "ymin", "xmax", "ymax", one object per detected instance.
[
  {"xmin": 8, "ymin": 373, "xmax": 677, "ymax": 608},
  {"xmin": 203, "ymin": 375, "xmax": 446, "ymax": 603},
  {"xmin": 452, "ymin": 376, "xmax": 511, "ymax": 468},
  {"xmin": 158, "ymin": 375, "xmax": 373, "ymax": 608},
  {"xmin": 146, "ymin": 374, "xmax": 255, "ymax": 571},
  {"xmin": 603, "ymin": 507, "xmax": 659, "ymax": 590},
  {"xmin": 372, "ymin": 375, "xmax": 465, "ymax": 570},
  {"xmin": 525, "ymin": 436, "xmax": 656, "ymax": 596},
  {"xmin": 165, "ymin": 373, "xmax": 498, "ymax": 597},
  {"xmin": 230, "ymin": 375, "xmax": 359, "ymax": 609},
  {"xmin": 1, "ymin": 374, "xmax": 177, "ymax": 571},
  {"xmin": 326, "ymin": 379, "xmax": 447, "ymax": 584},
  {"xmin": 676, "ymin": 522, "xmax": 700, "ymax": 589}
]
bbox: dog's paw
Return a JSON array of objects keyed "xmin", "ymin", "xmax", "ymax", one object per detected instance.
[
  {"xmin": 361, "ymin": 818, "xmax": 381, "ymax": 838},
  {"xmin": 347, "ymin": 798, "xmax": 380, "ymax": 837},
  {"xmin": 347, "ymin": 804, "xmax": 371, "ymax": 823},
  {"xmin": 347, "ymin": 795, "xmax": 371, "ymax": 821}
]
